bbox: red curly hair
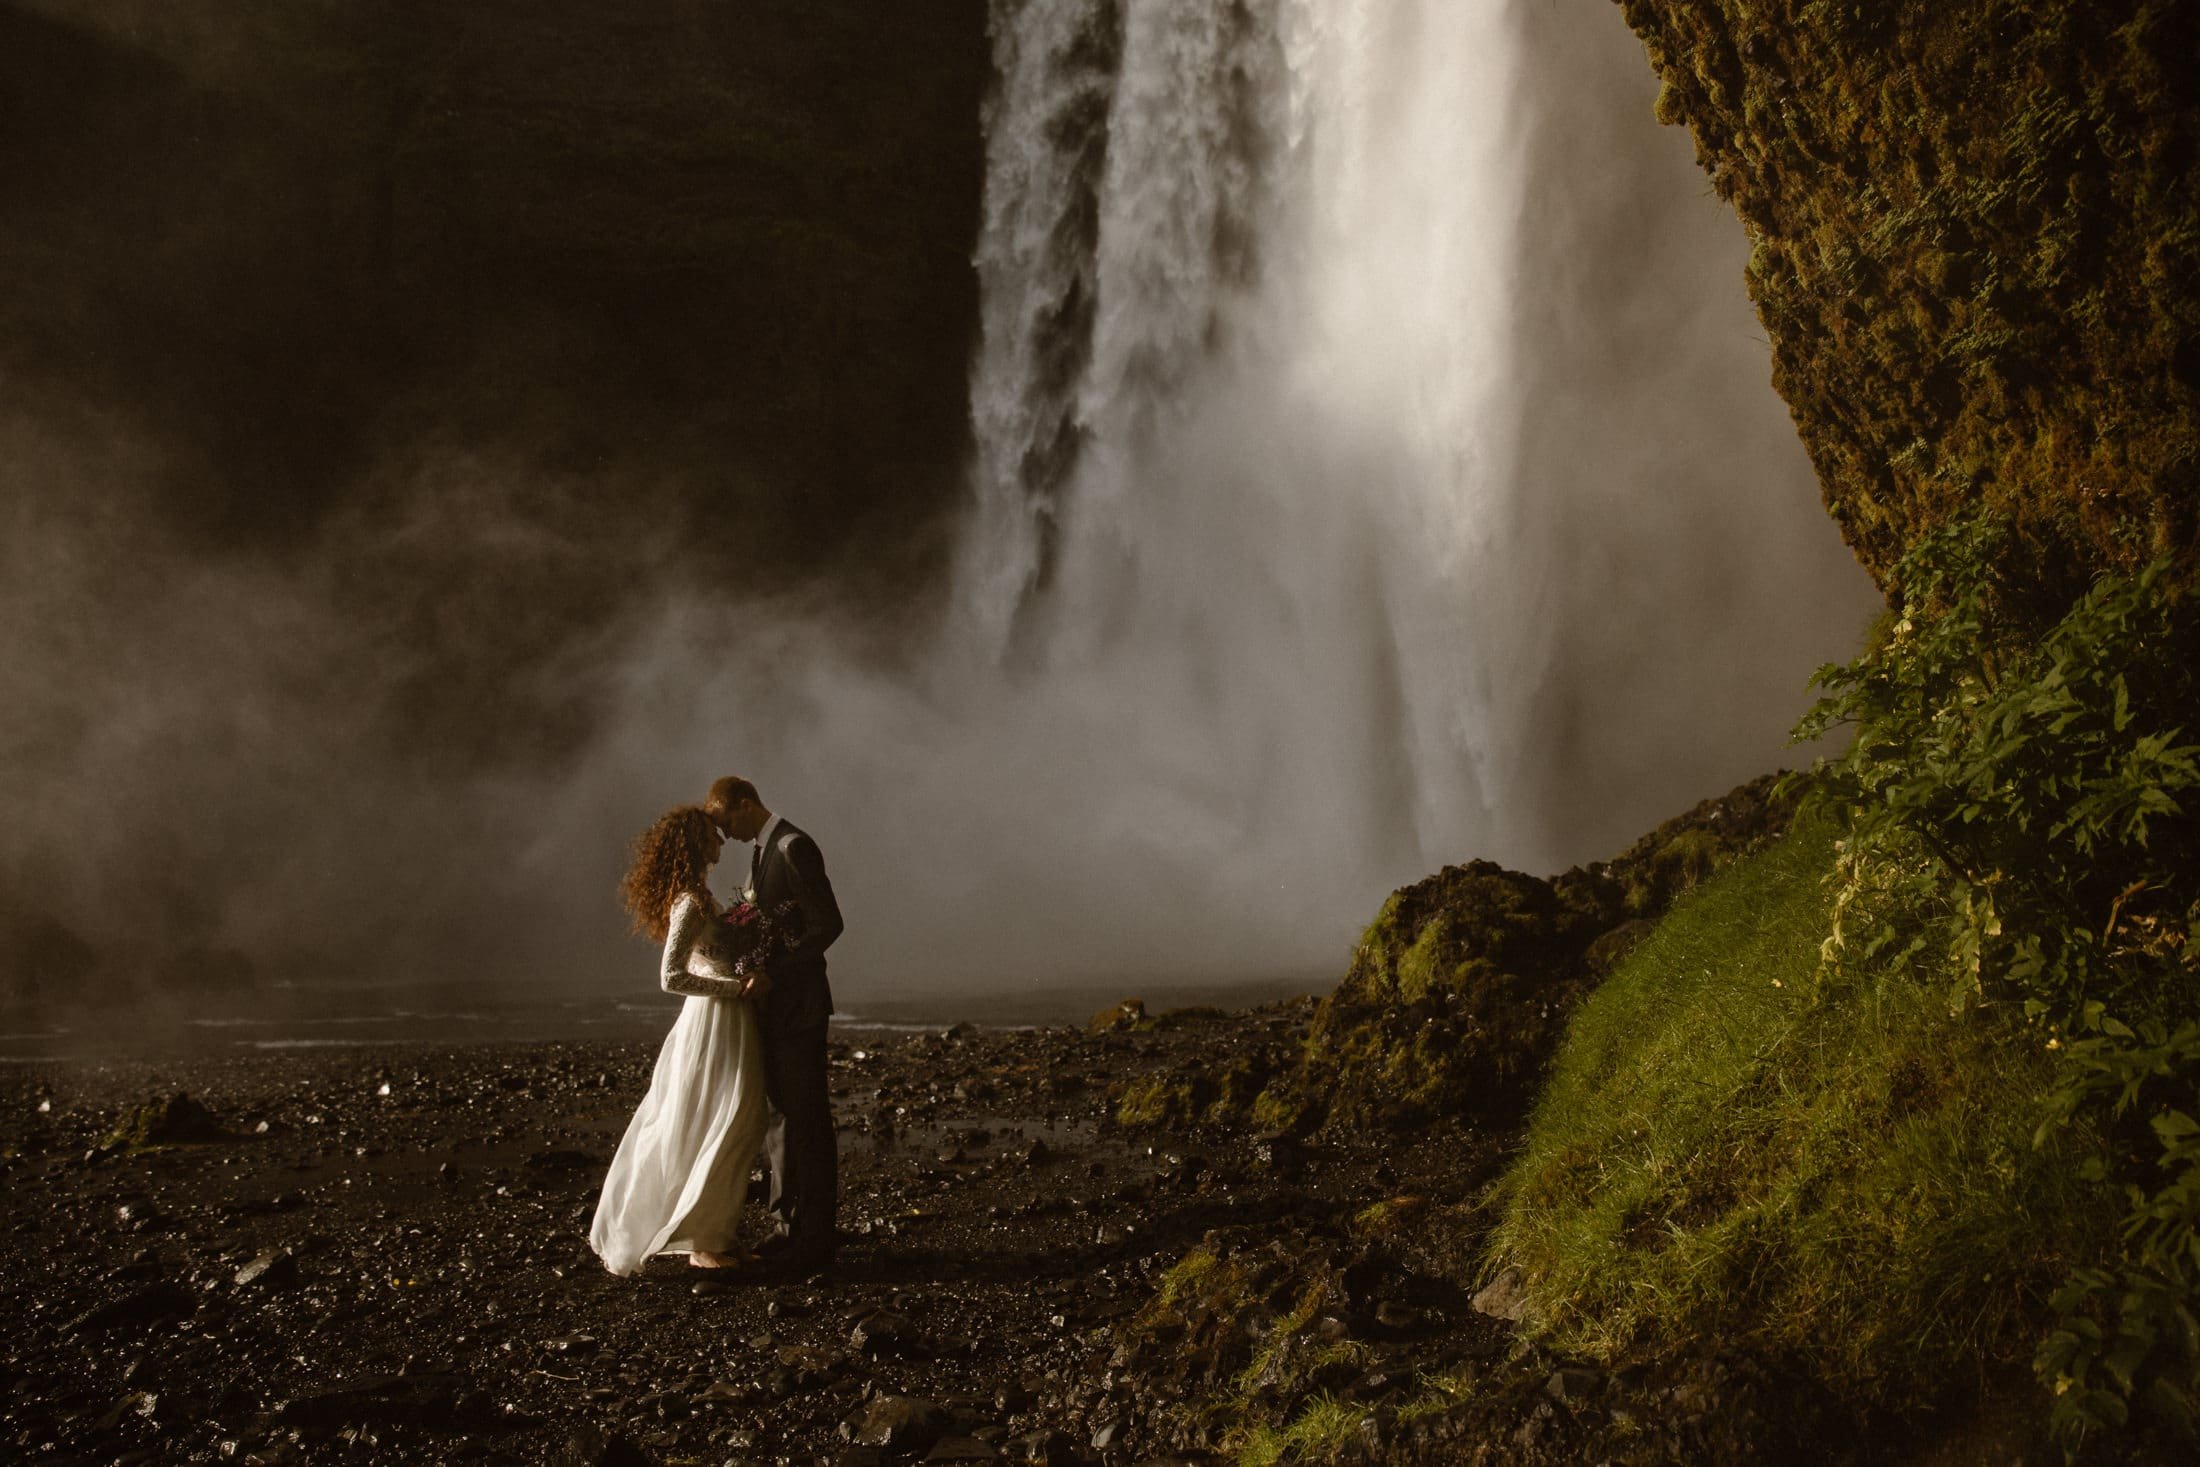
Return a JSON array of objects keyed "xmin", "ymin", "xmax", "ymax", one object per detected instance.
[{"xmin": 618, "ymin": 805, "xmax": 718, "ymax": 942}]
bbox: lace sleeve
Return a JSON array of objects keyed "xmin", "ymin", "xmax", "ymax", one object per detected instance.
[{"xmin": 660, "ymin": 894, "xmax": 747, "ymax": 999}]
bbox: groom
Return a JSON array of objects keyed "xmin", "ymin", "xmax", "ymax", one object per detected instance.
[{"xmin": 705, "ymin": 775, "xmax": 844, "ymax": 1275}]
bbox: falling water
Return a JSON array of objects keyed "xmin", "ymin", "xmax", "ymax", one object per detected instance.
[{"xmin": 955, "ymin": 0, "xmax": 1531, "ymax": 873}]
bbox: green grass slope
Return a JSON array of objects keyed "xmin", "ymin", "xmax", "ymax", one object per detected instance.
[{"xmin": 1488, "ymin": 807, "xmax": 2103, "ymax": 1408}]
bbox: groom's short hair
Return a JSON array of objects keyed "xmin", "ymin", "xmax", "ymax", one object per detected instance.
[{"xmin": 705, "ymin": 776, "xmax": 760, "ymax": 818}]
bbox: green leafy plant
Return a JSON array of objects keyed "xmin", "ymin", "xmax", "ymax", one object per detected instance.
[{"xmin": 1791, "ymin": 515, "xmax": 2200, "ymax": 1440}]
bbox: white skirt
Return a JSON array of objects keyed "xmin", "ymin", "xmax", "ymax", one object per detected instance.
[{"xmin": 589, "ymin": 993, "xmax": 768, "ymax": 1276}]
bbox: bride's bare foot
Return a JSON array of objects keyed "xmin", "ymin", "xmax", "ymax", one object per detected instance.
[{"xmin": 687, "ymin": 1250, "xmax": 741, "ymax": 1269}]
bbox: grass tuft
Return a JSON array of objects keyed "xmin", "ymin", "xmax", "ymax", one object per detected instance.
[{"xmin": 1234, "ymin": 1391, "xmax": 1363, "ymax": 1467}]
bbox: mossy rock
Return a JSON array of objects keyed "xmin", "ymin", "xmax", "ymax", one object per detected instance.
[
  {"xmin": 1116, "ymin": 1226, "xmax": 1461, "ymax": 1454},
  {"xmin": 1115, "ymin": 1228, "xmax": 1349, "ymax": 1399},
  {"xmin": 1484, "ymin": 810, "xmax": 2111, "ymax": 1419},
  {"xmin": 1113, "ymin": 1074, "xmax": 1200, "ymax": 1129},
  {"xmin": 101, "ymin": 1092, "xmax": 230, "ymax": 1152},
  {"xmin": 1260, "ymin": 776, "xmax": 1796, "ymax": 1132},
  {"xmin": 1112, "ymin": 1052, "xmax": 1274, "ymax": 1130},
  {"xmin": 1618, "ymin": 0, "xmax": 2200, "ymax": 599},
  {"xmin": 1349, "ymin": 1195, "xmax": 1428, "ymax": 1240},
  {"xmin": 1088, "ymin": 997, "xmax": 1154, "ymax": 1034}
]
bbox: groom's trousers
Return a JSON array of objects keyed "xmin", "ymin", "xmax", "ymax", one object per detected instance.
[{"xmin": 760, "ymin": 1011, "xmax": 838, "ymax": 1252}]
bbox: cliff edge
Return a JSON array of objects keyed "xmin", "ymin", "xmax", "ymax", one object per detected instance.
[{"xmin": 1617, "ymin": 0, "xmax": 2198, "ymax": 595}]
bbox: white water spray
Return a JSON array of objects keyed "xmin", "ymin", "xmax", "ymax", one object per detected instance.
[{"xmin": 954, "ymin": 0, "xmax": 1535, "ymax": 878}]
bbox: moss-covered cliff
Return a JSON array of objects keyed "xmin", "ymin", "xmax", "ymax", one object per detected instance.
[{"xmin": 1617, "ymin": 0, "xmax": 2198, "ymax": 596}]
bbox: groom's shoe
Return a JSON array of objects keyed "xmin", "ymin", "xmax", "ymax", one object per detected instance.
[{"xmin": 766, "ymin": 1235, "xmax": 836, "ymax": 1281}]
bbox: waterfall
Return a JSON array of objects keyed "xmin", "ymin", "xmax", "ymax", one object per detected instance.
[{"xmin": 955, "ymin": 0, "xmax": 1528, "ymax": 871}]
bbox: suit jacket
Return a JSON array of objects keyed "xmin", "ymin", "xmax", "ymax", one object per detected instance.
[{"xmin": 742, "ymin": 818, "xmax": 843, "ymax": 1031}]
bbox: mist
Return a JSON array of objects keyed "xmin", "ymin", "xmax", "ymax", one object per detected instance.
[{"xmin": 0, "ymin": 0, "xmax": 1878, "ymax": 1020}]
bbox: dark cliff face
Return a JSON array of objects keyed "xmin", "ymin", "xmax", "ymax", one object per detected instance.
[
  {"xmin": 1615, "ymin": 0, "xmax": 2199, "ymax": 596},
  {"xmin": 1, "ymin": 0, "xmax": 988, "ymax": 576}
]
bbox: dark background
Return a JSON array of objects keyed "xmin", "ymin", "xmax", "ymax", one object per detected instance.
[
  {"xmin": 1, "ymin": 0, "xmax": 991, "ymax": 1001},
  {"xmin": 2, "ymin": 0, "xmax": 988, "ymax": 744}
]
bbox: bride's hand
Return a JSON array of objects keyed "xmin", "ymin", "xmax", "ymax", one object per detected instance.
[{"xmin": 743, "ymin": 969, "xmax": 773, "ymax": 1001}]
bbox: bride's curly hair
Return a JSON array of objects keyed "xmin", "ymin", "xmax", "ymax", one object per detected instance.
[{"xmin": 618, "ymin": 805, "xmax": 718, "ymax": 942}]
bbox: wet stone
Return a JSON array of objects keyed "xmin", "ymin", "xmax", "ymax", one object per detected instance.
[
  {"xmin": 1472, "ymin": 1265, "xmax": 1532, "ymax": 1323},
  {"xmin": 777, "ymin": 1344, "xmax": 843, "ymax": 1387},
  {"xmin": 1004, "ymin": 1428, "xmax": 1081, "ymax": 1466},
  {"xmin": 234, "ymin": 1250, "xmax": 300, "ymax": 1289},
  {"xmin": 1374, "ymin": 1300, "xmax": 1418, "ymax": 1331},
  {"xmin": 850, "ymin": 1310, "xmax": 916, "ymax": 1358},
  {"xmin": 851, "ymin": 1394, "xmax": 950, "ymax": 1453},
  {"xmin": 66, "ymin": 1281, "xmax": 196, "ymax": 1336},
  {"xmin": 554, "ymin": 1428, "xmax": 642, "ymax": 1465},
  {"xmin": 1547, "ymin": 1365, "xmax": 1603, "ymax": 1403},
  {"xmin": 114, "ymin": 1200, "xmax": 165, "ymax": 1231},
  {"xmin": 1250, "ymin": 1135, "xmax": 1306, "ymax": 1175}
]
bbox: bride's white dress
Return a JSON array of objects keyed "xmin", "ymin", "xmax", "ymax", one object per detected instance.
[{"xmin": 589, "ymin": 891, "xmax": 769, "ymax": 1276}]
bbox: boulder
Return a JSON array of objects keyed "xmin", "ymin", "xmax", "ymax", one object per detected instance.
[
  {"xmin": 233, "ymin": 1250, "xmax": 301, "ymax": 1289},
  {"xmin": 851, "ymin": 1394, "xmax": 950, "ymax": 1453},
  {"xmin": 1471, "ymin": 1266, "xmax": 1532, "ymax": 1324},
  {"xmin": 101, "ymin": 1093, "xmax": 229, "ymax": 1151}
]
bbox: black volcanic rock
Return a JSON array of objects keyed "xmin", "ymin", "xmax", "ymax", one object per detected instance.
[
  {"xmin": 850, "ymin": 1393, "xmax": 950, "ymax": 1453},
  {"xmin": 100, "ymin": 1092, "xmax": 230, "ymax": 1151},
  {"xmin": 232, "ymin": 1250, "xmax": 300, "ymax": 1289},
  {"xmin": 0, "ymin": 1009, "xmax": 1870, "ymax": 1463},
  {"xmin": 65, "ymin": 1282, "xmax": 197, "ymax": 1338}
]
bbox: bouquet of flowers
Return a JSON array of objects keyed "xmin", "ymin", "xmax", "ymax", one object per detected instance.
[{"xmin": 716, "ymin": 899, "xmax": 799, "ymax": 977}]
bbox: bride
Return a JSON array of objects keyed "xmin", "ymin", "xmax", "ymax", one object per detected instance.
[{"xmin": 589, "ymin": 805, "xmax": 772, "ymax": 1275}]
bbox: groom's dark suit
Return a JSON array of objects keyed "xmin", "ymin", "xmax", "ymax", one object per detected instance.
[{"xmin": 744, "ymin": 818, "xmax": 843, "ymax": 1261}]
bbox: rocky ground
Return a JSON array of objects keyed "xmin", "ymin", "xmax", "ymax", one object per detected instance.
[{"xmin": 0, "ymin": 1000, "xmax": 2057, "ymax": 1466}]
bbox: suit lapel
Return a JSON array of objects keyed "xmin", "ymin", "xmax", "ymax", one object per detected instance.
[{"xmin": 751, "ymin": 818, "xmax": 789, "ymax": 902}]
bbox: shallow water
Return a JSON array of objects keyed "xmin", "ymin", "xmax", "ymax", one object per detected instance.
[{"xmin": 0, "ymin": 974, "xmax": 1320, "ymax": 1062}]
